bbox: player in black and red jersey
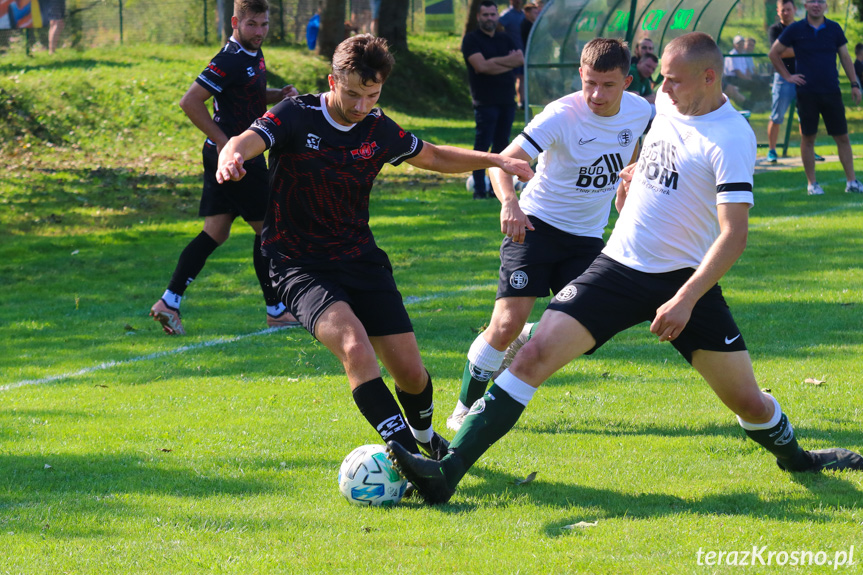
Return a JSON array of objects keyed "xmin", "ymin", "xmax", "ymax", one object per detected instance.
[
  {"xmin": 215, "ymin": 34, "xmax": 534, "ymax": 460},
  {"xmin": 150, "ymin": 0, "xmax": 299, "ymax": 336}
]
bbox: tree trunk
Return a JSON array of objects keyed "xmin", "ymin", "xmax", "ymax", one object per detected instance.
[
  {"xmin": 378, "ymin": 0, "xmax": 409, "ymax": 53},
  {"xmin": 317, "ymin": 0, "xmax": 346, "ymax": 60},
  {"xmin": 219, "ymin": 0, "xmax": 233, "ymax": 44}
]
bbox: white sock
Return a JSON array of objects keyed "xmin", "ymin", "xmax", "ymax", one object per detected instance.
[
  {"xmin": 410, "ymin": 425, "xmax": 433, "ymax": 444},
  {"xmin": 451, "ymin": 401, "xmax": 470, "ymax": 416},
  {"xmin": 467, "ymin": 334, "xmax": 506, "ymax": 372},
  {"xmin": 737, "ymin": 393, "xmax": 782, "ymax": 430},
  {"xmin": 493, "ymin": 369, "xmax": 537, "ymax": 407},
  {"xmin": 267, "ymin": 302, "xmax": 287, "ymax": 317},
  {"xmin": 161, "ymin": 290, "xmax": 182, "ymax": 310}
]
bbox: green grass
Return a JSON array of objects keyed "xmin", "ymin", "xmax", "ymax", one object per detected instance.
[{"xmin": 2, "ymin": 43, "xmax": 863, "ymax": 574}]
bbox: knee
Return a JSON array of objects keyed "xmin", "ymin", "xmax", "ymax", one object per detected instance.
[
  {"xmin": 485, "ymin": 318, "xmax": 524, "ymax": 349},
  {"xmin": 395, "ymin": 364, "xmax": 429, "ymax": 393},
  {"xmin": 735, "ymin": 392, "xmax": 773, "ymax": 424},
  {"xmin": 341, "ymin": 337, "xmax": 377, "ymax": 371}
]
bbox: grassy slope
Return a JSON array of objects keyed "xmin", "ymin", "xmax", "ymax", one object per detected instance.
[{"xmin": 1, "ymin": 39, "xmax": 863, "ymax": 574}]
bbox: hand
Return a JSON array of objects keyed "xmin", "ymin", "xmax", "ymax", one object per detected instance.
[
  {"xmin": 619, "ymin": 163, "xmax": 636, "ymax": 194},
  {"xmin": 497, "ymin": 156, "xmax": 534, "ymax": 184},
  {"xmin": 649, "ymin": 294, "xmax": 695, "ymax": 343},
  {"xmin": 281, "ymin": 84, "xmax": 299, "ymax": 99},
  {"xmin": 852, "ymin": 86, "xmax": 861, "ymax": 105},
  {"xmin": 788, "ymin": 73, "xmax": 806, "ymax": 86},
  {"xmin": 216, "ymin": 151, "xmax": 247, "ymax": 183},
  {"xmin": 500, "ymin": 200, "xmax": 534, "ymax": 244}
]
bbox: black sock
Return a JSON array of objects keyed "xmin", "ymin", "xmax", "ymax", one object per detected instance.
[
  {"xmin": 253, "ymin": 235, "xmax": 280, "ymax": 306},
  {"xmin": 442, "ymin": 383, "xmax": 526, "ymax": 489},
  {"xmin": 395, "ymin": 372, "xmax": 434, "ymax": 435},
  {"xmin": 352, "ymin": 377, "xmax": 420, "ymax": 454},
  {"xmin": 744, "ymin": 413, "xmax": 811, "ymax": 470},
  {"xmin": 167, "ymin": 231, "xmax": 219, "ymax": 295}
]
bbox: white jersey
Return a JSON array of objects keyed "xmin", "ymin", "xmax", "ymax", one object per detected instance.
[
  {"xmin": 513, "ymin": 91, "xmax": 651, "ymax": 238},
  {"xmin": 603, "ymin": 90, "xmax": 756, "ymax": 273}
]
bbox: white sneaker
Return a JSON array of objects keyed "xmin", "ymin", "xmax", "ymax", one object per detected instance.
[
  {"xmin": 807, "ymin": 183, "xmax": 825, "ymax": 196},
  {"xmin": 845, "ymin": 180, "xmax": 863, "ymax": 194},
  {"xmin": 446, "ymin": 410, "xmax": 468, "ymax": 432}
]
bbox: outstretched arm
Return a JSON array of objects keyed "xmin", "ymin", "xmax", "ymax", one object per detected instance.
[
  {"xmin": 650, "ymin": 202, "xmax": 750, "ymax": 342},
  {"xmin": 405, "ymin": 142, "xmax": 533, "ymax": 181},
  {"xmin": 215, "ymin": 130, "xmax": 268, "ymax": 183}
]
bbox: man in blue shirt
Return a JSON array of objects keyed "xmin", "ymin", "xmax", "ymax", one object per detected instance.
[{"xmin": 769, "ymin": 0, "xmax": 862, "ymax": 195}]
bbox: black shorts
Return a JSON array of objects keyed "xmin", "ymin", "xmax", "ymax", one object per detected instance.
[
  {"xmin": 796, "ymin": 91, "xmax": 847, "ymax": 136},
  {"xmin": 43, "ymin": 0, "xmax": 66, "ymax": 21},
  {"xmin": 546, "ymin": 254, "xmax": 747, "ymax": 364},
  {"xmin": 497, "ymin": 216, "xmax": 605, "ymax": 299},
  {"xmin": 270, "ymin": 248, "xmax": 413, "ymax": 338},
  {"xmin": 199, "ymin": 141, "xmax": 269, "ymax": 220}
]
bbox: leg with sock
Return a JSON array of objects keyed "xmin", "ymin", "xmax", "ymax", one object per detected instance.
[
  {"xmin": 395, "ymin": 372, "xmax": 448, "ymax": 459},
  {"xmin": 255, "ymin": 235, "xmax": 300, "ymax": 328},
  {"xmin": 741, "ymin": 394, "xmax": 863, "ymax": 472},
  {"xmin": 389, "ymin": 369, "xmax": 537, "ymax": 504},
  {"xmin": 448, "ymin": 334, "xmax": 506, "ymax": 431},
  {"xmin": 352, "ymin": 377, "xmax": 421, "ymax": 454}
]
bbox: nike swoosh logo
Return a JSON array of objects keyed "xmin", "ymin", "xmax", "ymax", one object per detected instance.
[
  {"xmin": 578, "ymin": 137, "xmax": 597, "ymax": 145},
  {"xmin": 725, "ymin": 334, "xmax": 741, "ymax": 344}
]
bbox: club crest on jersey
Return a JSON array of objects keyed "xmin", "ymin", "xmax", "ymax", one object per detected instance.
[
  {"xmin": 618, "ymin": 129, "xmax": 634, "ymax": 146},
  {"xmin": 555, "ymin": 285, "xmax": 577, "ymax": 302},
  {"xmin": 351, "ymin": 141, "xmax": 379, "ymax": 160},
  {"xmin": 306, "ymin": 133, "xmax": 321, "ymax": 150},
  {"xmin": 246, "ymin": 66, "xmax": 255, "ymax": 78},
  {"xmin": 509, "ymin": 270, "xmax": 529, "ymax": 289}
]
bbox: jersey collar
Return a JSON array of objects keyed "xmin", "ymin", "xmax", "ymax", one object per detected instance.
[
  {"xmin": 321, "ymin": 93, "xmax": 356, "ymax": 132},
  {"xmin": 228, "ymin": 36, "xmax": 259, "ymax": 57}
]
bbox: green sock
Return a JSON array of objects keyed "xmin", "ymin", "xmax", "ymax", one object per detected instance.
[
  {"xmin": 442, "ymin": 383, "xmax": 526, "ymax": 489},
  {"xmin": 743, "ymin": 413, "xmax": 810, "ymax": 470},
  {"xmin": 458, "ymin": 360, "xmax": 492, "ymax": 408}
]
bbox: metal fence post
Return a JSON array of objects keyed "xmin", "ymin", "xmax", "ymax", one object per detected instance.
[
  {"xmin": 204, "ymin": 0, "xmax": 209, "ymax": 44},
  {"xmin": 119, "ymin": 0, "xmax": 124, "ymax": 45}
]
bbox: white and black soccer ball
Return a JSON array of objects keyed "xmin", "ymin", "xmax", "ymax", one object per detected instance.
[{"xmin": 338, "ymin": 444, "xmax": 407, "ymax": 506}]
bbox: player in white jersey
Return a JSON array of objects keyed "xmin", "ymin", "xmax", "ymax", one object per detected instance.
[
  {"xmin": 446, "ymin": 38, "xmax": 651, "ymax": 432},
  {"xmin": 390, "ymin": 32, "xmax": 863, "ymax": 506}
]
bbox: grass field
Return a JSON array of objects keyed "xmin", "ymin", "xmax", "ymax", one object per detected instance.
[{"xmin": 2, "ymin": 43, "xmax": 863, "ymax": 574}]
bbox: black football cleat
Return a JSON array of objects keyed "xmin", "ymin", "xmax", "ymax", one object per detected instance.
[
  {"xmin": 778, "ymin": 448, "xmax": 863, "ymax": 472},
  {"xmin": 386, "ymin": 440, "xmax": 454, "ymax": 505},
  {"xmin": 418, "ymin": 432, "xmax": 450, "ymax": 461}
]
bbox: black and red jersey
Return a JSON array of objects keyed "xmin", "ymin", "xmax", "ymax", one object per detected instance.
[
  {"xmin": 250, "ymin": 93, "xmax": 423, "ymax": 263},
  {"xmin": 195, "ymin": 37, "xmax": 268, "ymax": 141}
]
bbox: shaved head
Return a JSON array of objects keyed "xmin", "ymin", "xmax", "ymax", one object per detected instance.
[{"xmin": 664, "ymin": 32, "xmax": 723, "ymax": 74}]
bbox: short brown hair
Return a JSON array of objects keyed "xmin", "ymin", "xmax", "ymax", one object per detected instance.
[
  {"xmin": 235, "ymin": 0, "xmax": 268, "ymax": 20},
  {"xmin": 332, "ymin": 34, "xmax": 395, "ymax": 85},
  {"xmin": 580, "ymin": 38, "xmax": 631, "ymax": 75},
  {"xmin": 664, "ymin": 32, "xmax": 723, "ymax": 73}
]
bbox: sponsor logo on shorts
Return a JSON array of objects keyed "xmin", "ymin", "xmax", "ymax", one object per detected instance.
[
  {"xmin": 510, "ymin": 270, "xmax": 529, "ymax": 289},
  {"xmin": 618, "ymin": 129, "xmax": 634, "ymax": 146},
  {"xmin": 725, "ymin": 334, "xmax": 741, "ymax": 344},
  {"xmin": 306, "ymin": 133, "xmax": 321, "ymax": 150},
  {"xmin": 555, "ymin": 285, "xmax": 577, "ymax": 302}
]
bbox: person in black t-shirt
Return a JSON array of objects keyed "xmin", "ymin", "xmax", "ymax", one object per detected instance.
[
  {"xmin": 216, "ymin": 34, "xmax": 533, "ymax": 462},
  {"xmin": 462, "ymin": 1, "xmax": 524, "ymax": 199},
  {"xmin": 150, "ymin": 0, "xmax": 299, "ymax": 336}
]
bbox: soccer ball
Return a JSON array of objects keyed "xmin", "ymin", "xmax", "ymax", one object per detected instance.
[{"xmin": 338, "ymin": 444, "xmax": 407, "ymax": 506}]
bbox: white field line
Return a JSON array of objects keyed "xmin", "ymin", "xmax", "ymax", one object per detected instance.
[
  {"xmin": 4, "ymin": 196, "xmax": 861, "ymax": 393},
  {"xmin": 0, "ymin": 286, "xmax": 496, "ymax": 392}
]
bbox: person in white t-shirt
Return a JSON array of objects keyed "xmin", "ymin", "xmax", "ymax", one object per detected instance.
[
  {"xmin": 446, "ymin": 38, "xmax": 651, "ymax": 432},
  {"xmin": 389, "ymin": 32, "xmax": 863, "ymax": 506}
]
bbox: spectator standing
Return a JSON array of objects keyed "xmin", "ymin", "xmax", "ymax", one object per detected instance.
[
  {"xmin": 44, "ymin": 0, "xmax": 65, "ymax": 54},
  {"xmin": 766, "ymin": 0, "xmax": 798, "ymax": 163},
  {"xmin": 500, "ymin": 0, "xmax": 526, "ymax": 109},
  {"xmin": 461, "ymin": 1, "xmax": 523, "ymax": 199},
  {"xmin": 854, "ymin": 42, "xmax": 863, "ymax": 86},
  {"xmin": 769, "ymin": 0, "xmax": 863, "ymax": 195},
  {"xmin": 150, "ymin": 0, "xmax": 300, "ymax": 335},
  {"xmin": 306, "ymin": 4, "xmax": 321, "ymax": 50}
]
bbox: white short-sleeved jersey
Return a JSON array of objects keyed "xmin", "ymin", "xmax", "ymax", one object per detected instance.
[
  {"xmin": 513, "ymin": 91, "xmax": 651, "ymax": 238},
  {"xmin": 603, "ymin": 90, "xmax": 756, "ymax": 273}
]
